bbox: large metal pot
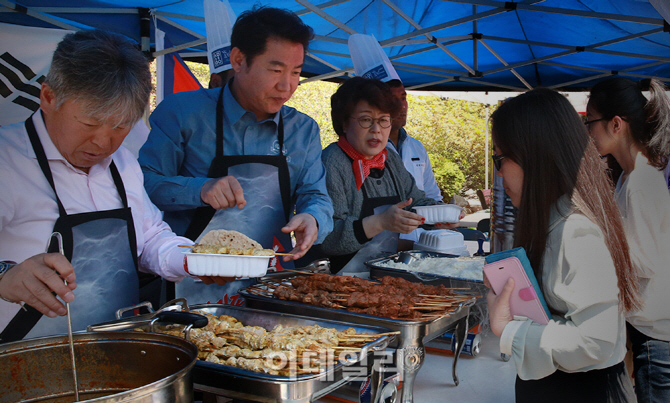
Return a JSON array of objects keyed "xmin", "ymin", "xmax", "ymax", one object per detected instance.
[{"xmin": 0, "ymin": 331, "xmax": 198, "ymax": 403}]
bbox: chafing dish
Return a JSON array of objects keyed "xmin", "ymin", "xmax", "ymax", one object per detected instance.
[
  {"xmin": 91, "ymin": 302, "xmax": 392, "ymax": 403},
  {"xmin": 240, "ymin": 271, "xmax": 476, "ymax": 403}
]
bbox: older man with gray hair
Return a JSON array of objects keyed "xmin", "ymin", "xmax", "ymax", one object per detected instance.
[{"xmin": 0, "ymin": 29, "xmax": 196, "ymax": 342}]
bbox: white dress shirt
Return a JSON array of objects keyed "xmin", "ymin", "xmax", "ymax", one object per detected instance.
[
  {"xmin": 499, "ymin": 196, "xmax": 627, "ymax": 380},
  {"xmin": 0, "ymin": 112, "xmax": 192, "ymax": 329}
]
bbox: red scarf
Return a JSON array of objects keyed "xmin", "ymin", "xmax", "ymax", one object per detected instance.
[{"xmin": 337, "ymin": 136, "xmax": 387, "ymax": 190}]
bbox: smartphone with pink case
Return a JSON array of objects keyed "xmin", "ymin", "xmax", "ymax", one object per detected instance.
[{"xmin": 483, "ymin": 256, "xmax": 550, "ymax": 325}]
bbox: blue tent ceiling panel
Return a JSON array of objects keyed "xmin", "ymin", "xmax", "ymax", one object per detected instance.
[{"xmin": 1, "ymin": 0, "xmax": 669, "ymax": 91}]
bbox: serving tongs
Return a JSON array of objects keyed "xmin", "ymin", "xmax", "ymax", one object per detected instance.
[{"xmin": 48, "ymin": 232, "xmax": 79, "ymax": 401}]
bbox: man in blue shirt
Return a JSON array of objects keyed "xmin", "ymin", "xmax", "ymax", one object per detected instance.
[{"xmin": 139, "ymin": 6, "xmax": 333, "ymax": 281}]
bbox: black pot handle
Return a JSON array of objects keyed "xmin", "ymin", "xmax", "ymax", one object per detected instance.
[{"xmin": 153, "ymin": 311, "xmax": 208, "ymax": 329}]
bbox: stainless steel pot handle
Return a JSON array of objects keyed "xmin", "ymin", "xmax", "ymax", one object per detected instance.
[
  {"xmin": 89, "ymin": 310, "xmax": 207, "ymax": 334},
  {"xmin": 149, "ymin": 311, "xmax": 208, "ymax": 338},
  {"xmin": 115, "ymin": 301, "xmax": 155, "ymax": 320},
  {"xmin": 345, "ymin": 335, "xmax": 391, "ymax": 366},
  {"xmin": 159, "ymin": 298, "xmax": 190, "ymax": 312}
]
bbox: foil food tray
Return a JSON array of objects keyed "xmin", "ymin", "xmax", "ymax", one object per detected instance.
[
  {"xmin": 91, "ymin": 304, "xmax": 392, "ymax": 403},
  {"xmin": 239, "ymin": 273, "xmax": 476, "ymax": 403}
]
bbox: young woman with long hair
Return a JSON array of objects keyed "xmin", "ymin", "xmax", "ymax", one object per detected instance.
[
  {"xmin": 486, "ymin": 87, "xmax": 641, "ymax": 403},
  {"xmin": 587, "ymin": 77, "xmax": 670, "ymax": 402}
]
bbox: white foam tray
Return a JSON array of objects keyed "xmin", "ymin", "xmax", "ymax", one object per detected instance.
[
  {"xmin": 185, "ymin": 252, "xmax": 271, "ymax": 277},
  {"xmin": 413, "ymin": 204, "xmax": 462, "ymax": 224},
  {"xmin": 413, "ymin": 243, "xmax": 470, "ymax": 256}
]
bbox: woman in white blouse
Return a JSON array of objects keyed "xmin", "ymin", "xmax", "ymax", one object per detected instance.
[
  {"xmin": 486, "ymin": 88, "xmax": 642, "ymax": 403},
  {"xmin": 587, "ymin": 77, "xmax": 670, "ymax": 403}
]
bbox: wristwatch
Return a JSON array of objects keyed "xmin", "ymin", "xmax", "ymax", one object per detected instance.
[{"xmin": 0, "ymin": 260, "xmax": 17, "ymax": 280}]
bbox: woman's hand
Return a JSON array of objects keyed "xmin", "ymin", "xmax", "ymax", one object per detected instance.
[
  {"xmin": 434, "ymin": 208, "xmax": 466, "ymax": 230},
  {"xmin": 380, "ymin": 199, "xmax": 425, "ymax": 233},
  {"xmin": 485, "ymin": 276, "xmax": 515, "ymax": 337},
  {"xmin": 362, "ymin": 199, "xmax": 424, "ymax": 239}
]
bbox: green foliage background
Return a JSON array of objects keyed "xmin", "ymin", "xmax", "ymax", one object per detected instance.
[{"xmin": 175, "ymin": 61, "xmax": 493, "ymax": 199}]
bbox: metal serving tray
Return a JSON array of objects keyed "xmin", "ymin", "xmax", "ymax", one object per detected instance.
[
  {"xmin": 240, "ymin": 272, "xmax": 476, "ymax": 403},
  {"xmin": 366, "ymin": 251, "xmax": 489, "ymax": 329},
  {"xmin": 365, "ymin": 251, "xmax": 488, "ymax": 299},
  {"xmin": 91, "ymin": 303, "xmax": 392, "ymax": 403}
]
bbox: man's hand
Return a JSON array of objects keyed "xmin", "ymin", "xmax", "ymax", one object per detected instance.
[
  {"xmin": 201, "ymin": 176, "xmax": 246, "ymax": 210},
  {"xmin": 0, "ymin": 253, "xmax": 76, "ymax": 317},
  {"xmin": 485, "ymin": 276, "xmax": 515, "ymax": 337},
  {"xmin": 281, "ymin": 213, "xmax": 318, "ymax": 261}
]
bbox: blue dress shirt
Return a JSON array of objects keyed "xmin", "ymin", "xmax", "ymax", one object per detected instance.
[{"xmin": 139, "ymin": 82, "xmax": 333, "ymax": 242}]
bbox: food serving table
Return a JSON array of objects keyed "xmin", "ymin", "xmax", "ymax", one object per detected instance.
[
  {"xmin": 90, "ymin": 303, "xmax": 393, "ymax": 403},
  {"xmin": 240, "ymin": 272, "xmax": 476, "ymax": 403}
]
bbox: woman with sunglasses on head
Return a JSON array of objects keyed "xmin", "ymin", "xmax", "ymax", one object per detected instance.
[
  {"xmin": 319, "ymin": 77, "xmax": 443, "ymax": 274},
  {"xmin": 587, "ymin": 77, "xmax": 670, "ymax": 403},
  {"xmin": 487, "ymin": 88, "xmax": 642, "ymax": 403}
]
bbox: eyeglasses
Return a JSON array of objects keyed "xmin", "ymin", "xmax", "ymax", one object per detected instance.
[
  {"xmin": 491, "ymin": 153, "xmax": 506, "ymax": 171},
  {"xmin": 351, "ymin": 116, "xmax": 392, "ymax": 129},
  {"xmin": 583, "ymin": 117, "xmax": 606, "ymax": 131}
]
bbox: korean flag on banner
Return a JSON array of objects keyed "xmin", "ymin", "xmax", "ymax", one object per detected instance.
[
  {"xmin": 155, "ymin": 27, "xmax": 202, "ymax": 105},
  {"xmin": 0, "ymin": 23, "xmax": 70, "ymax": 126}
]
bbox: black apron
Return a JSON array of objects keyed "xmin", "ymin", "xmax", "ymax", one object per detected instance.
[
  {"xmin": 176, "ymin": 86, "xmax": 294, "ymax": 305},
  {"xmin": 0, "ymin": 116, "xmax": 139, "ymax": 343},
  {"xmin": 331, "ymin": 166, "xmax": 402, "ymax": 275}
]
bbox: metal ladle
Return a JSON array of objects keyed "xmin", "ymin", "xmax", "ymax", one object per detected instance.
[{"xmin": 47, "ymin": 232, "xmax": 79, "ymax": 401}]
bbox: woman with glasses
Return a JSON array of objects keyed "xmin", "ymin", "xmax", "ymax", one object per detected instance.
[
  {"xmin": 486, "ymin": 88, "xmax": 641, "ymax": 403},
  {"xmin": 319, "ymin": 77, "xmax": 443, "ymax": 274},
  {"xmin": 587, "ymin": 77, "xmax": 670, "ymax": 403}
]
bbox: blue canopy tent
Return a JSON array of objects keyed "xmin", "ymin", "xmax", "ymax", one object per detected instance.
[{"xmin": 1, "ymin": 0, "xmax": 669, "ymax": 92}]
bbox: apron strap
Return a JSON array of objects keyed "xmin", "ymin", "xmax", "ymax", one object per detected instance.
[
  {"xmin": 25, "ymin": 115, "xmax": 66, "ymax": 217},
  {"xmin": 109, "ymin": 162, "xmax": 129, "ymax": 208},
  {"xmin": 0, "ymin": 304, "xmax": 43, "ymax": 344},
  {"xmin": 278, "ymin": 113, "xmax": 284, "ymax": 156},
  {"xmin": 215, "ymin": 86, "xmax": 224, "ymax": 158},
  {"xmin": 183, "ymin": 89, "xmax": 226, "ymax": 241}
]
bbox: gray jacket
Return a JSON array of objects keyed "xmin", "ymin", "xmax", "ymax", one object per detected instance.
[{"xmin": 320, "ymin": 142, "xmax": 441, "ymax": 256}]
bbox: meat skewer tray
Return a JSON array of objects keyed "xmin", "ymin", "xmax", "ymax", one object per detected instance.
[
  {"xmin": 239, "ymin": 272, "xmax": 476, "ymax": 403},
  {"xmin": 365, "ymin": 251, "xmax": 489, "ymax": 325},
  {"xmin": 89, "ymin": 303, "xmax": 393, "ymax": 403}
]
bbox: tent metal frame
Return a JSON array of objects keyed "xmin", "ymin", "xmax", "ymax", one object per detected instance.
[{"xmin": 2, "ymin": 0, "xmax": 669, "ymax": 91}]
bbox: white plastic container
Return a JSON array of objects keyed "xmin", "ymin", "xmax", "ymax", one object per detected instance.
[
  {"xmin": 414, "ymin": 230, "xmax": 469, "ymax": 256},
  {"xmin": 184, "ymin": 252, "xmax": 271, "ymax": 277},
  {"xmin": 413, "ymin": 204, "xmax": 463, "ymax": 224}
]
